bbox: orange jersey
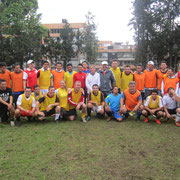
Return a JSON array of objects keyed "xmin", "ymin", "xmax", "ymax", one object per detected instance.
[
  {"xmin": 163, "ymin": 76, "xmax": 179, "ymax": 94},
  {"xmin": 52, "ymin": 70, "xmax": 65, "ymax": 89},
  {"xmin": 0, "ymin": 70, "xmax": 11, "ymax": 88},
  {"xmin": 124, "ymin": 89, "xmax": 141, "ymax": 111},
  {"xmin": 10, "ymin": 71, "xmax": 24, "ymax": 92},
  {"xmin": 156, "ymin": 69, "xmax": 167, "ymax": 90},
  {"xmin": 133, "ymin": 72, "xmax": 145, "ymax": 91},
  {"xmin": 144, "ymin": 69, "xmax": 157, "ymax": 88}
]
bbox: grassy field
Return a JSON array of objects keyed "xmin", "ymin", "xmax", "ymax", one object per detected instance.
[{"xmin": 0, "ymin": 114, "xmax": 180, "ymax": 180}]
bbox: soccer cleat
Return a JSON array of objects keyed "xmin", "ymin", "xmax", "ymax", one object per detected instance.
[
  {"xmin": 10, "ymin": 121, "xmax": 15, "ymax": 127},
  {"xmin": 86, "ymin": 116, "xmax": 91, "ymax": 121},
  {"xmin": 144, "ymin": 118, "xmax": 148, "ymax": 123},
  {"xmin": 156, "ymin": 120, "xmax": 161, "ymax": 125},
  {"xmin": 175, "ymin": 121, "xmax": 180, "ymax": 127},
  {"xmin": 82, "ymin": 117, "xmax": 87, "ymax": 123}
]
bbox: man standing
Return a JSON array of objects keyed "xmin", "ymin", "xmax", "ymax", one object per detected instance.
[
  {"xmin": 68, "ymin": 81, "xmax": 87, "ymax": 122},
  {"xmin": 10, "ymin": 63, "xmax": 24, "ymax": 106},
  {"xmin": 105, "ymin": 86, "xmax": 122, "ymax": 122},
  {"xmin": 23, "ymin": 60, "xmax": 37, "ymax": 91},
  {"xmin": 82, "ymin": 61, "xmax": 90, "ymax": 74},
  {"xmin": 52, "ymin": 62, "xmax": 65, "ymax": 89},
  {"xmin": 99, "ymin": 61, "xmax": 116, "ymax": 98},
  {"xmin": 110, "ymin": 60, "xmax": 121, "ymax": 93},
  {"xmin": 37, "ymin": 60, "xmax": 53, "ymax": 94},
  {"xmin": 0, "ymin": 79, "xmax": 14, "ymax": 126},
  {"xmin": 121, "ymin": 65, "xmax": 133, "ymax": 92},
  {"xmin": 64, "ymin": 63, "xmax": 77, "ymax": 88},
  {"xmin": 87, "ymin": 84, "xmax": 105, "ymax": 120},
  {"xmin": 121, "ymin": 81, "xmax": 142, "ymax": 120},
  {"xmin": 0, "ymin": 62, "xmax": 11, "ymax": 88},
  {"xmin": 15, "ymin": 87, "xmax": 36, "ymax": 126},
  {"xmin": 144, "ymin": 61, "xmax": 157, "ymax": 97},
  {"xmin": 142, "ymin": 90, "xmax": 164, "ymax": 124},
  {"xmin": 86, "ymin": 65, "xmax": 100, "ymax": 94}
]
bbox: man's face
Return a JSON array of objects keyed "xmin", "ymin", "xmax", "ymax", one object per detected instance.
[
  {"xmin": 125, "ymin": 67, "xmax": 131, "ymax": 74},
  {"xmin": 60, "ymin": 81, "xmax": 66, "ymax": 89},
  {"xmin": 136, "ymin": 66, "xmax": 142, "ymax": 73},
  {"xmin": 56, "ymin": 64, "xmax": 62, "ymax": 71},
  {"xmin": 168, "ymin": 90, "xmax": 173, "ymax": 97},
  {"xmin": 90, "ymin": 66, "xmax": 95, "ymax": 75},
  {"xmin": 75, "ymin": 82, "xmax": 81, "ymax": 91},
  {"xmin": 34, "ymin": 87, "xmax": 40, "ymax": 95},
  {"xmin": 78, "ymin": 65, "xmax": 83, "ymax": 72},
  {"xmin": 112, "ymin": 61, "xmax": 118, "ymax": 69},
  {"xmin": 82, "ymin": 62, "xmax": 88, "ymax": 69},
  {"xmin": 0, "ymin": 82, "xmax": 7, "ymax": 90},
  {"xmin": 67, "ymin": 65, "xmax": 72, "ymax": 72},
  {"xmin": 48, "ymin": 88, "xmax": 55, "ymax": 97},
  {"xmin": 25, "ymin": 88, "xmax": 31, "ymax": 98},
  {"xmin": 167, "ymin": 69, "xmax": 173, "ymax": 76},
  {"xmin": 1, "ymin": 66, "xmax": 6, "ymax": 73},
  {"xmin": 151, "ymin": 92, "xmax": 158, "ymax": 100},
  {"xmin": 43, "ymin": 63, "xmax": 49, "ymax": 70},
  {"xmin": 148, "ymin": 64, "xmax": 153, "ymax": 70},
  {"xmin": 112, "ymin": 87, "xmax": 119, "ymax": 94},
  {"xmin": 14, "ymin": 65, "xmax": 20, "ymax": 73},
  {"xmin": 160, "ymin": 63, "xmax": 167, "ymax": 70},
  {"xmin": 102, "ymin": 64, "xmax": 108, "ymax": 71},
  {"xmin": 92, "ymin": 86, "xmax": 99, "ymax": 94},
  {"xmin": 129, "ymin": 84, "xmax": 136, "ymax": 93},
  {"xmin": 28, "ymin": 63, "xmax": 34, "ymax": 69}
]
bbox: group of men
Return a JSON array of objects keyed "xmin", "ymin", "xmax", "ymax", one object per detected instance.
[{"xmin": 0, "ymin": 59, "xmax": 180, "ymax": 127}]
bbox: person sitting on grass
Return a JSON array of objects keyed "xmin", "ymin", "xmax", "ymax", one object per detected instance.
[
  {"xmin": 55, "ymin": 80, "xmax": 70, "ymax": 120},
  {"xmin": 36, "ymin": 86, "xmax": 60, "ymax": 123},
  {"xmin": 0, "ymin": 79, "xmax": 15, "ymax": 126},
  {"xmin": 31, "ymin": 84, "xmax": 43, "ymax": 101},
  {"xmin": 105, "ymin": 86, "xmax": 122, "ymax": 122},
  {"xmin": 163, "ymin": 87, "xmax": 180, "ymax": 127},
  {"xmin": 68, "ymin": 81, "xmax": 87, "ymax": 122},
  {"xmin": 15, "ymin": 87, "xmax": 36, "ymax": 127},
  {"xmin": 142, "ymin": 89, "xmax": 164, "ymax": 125},
  {"xmin": 87, "ymin": 84, "xmax": 105, "ymax": 121},
  {"xmin": 120, "ymin": 81, "xmax": 142, "ymax": 120}
]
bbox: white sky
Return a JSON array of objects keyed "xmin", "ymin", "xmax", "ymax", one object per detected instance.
[{"xmin": 37, "ymin": 0, "xmax": 135, "ymax": 44}]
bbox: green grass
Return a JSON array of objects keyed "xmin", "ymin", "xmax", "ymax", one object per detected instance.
[{"xmin": 0, "ymin": 114, "xmax": 180, "ymax": 180}]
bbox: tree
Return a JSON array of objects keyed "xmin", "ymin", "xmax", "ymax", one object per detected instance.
[{"xmin": 0, "ymin": 0, "xmax": 47, "ymax": 66}]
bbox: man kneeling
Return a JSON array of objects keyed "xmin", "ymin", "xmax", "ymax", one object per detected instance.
[
  {"xmin": 87, "ymin": 84, "xmax": 105, "ymax": 121},
  {"xmin": 142, "ymin": 90, "xmax": 164, "ymax": 124},
  {"xmin": 15, "ymin": 87, "xmax": 36, "ymax": 126},
  {"xmin": 36, "ymin": 86, "xmax": 60, "ymax": 123}
]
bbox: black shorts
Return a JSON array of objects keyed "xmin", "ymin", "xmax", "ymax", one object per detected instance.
[
  {"xmin": 41, "ymin": 107, "xmax": 56, "ymax": 117},
  {"xmin": 0, "ymin": 107, "xmax": 9, "ymax": 123},
  {"xmin": 167, "ymin": 108, "xmax": 177, "ymax": 115},
  {"xmin": 68, "ymin": 109, "xmax": 76, "ymax": 116},
  {"xmin": 146, "ymin": 110, "xmax": 162, "ymax": 116}
]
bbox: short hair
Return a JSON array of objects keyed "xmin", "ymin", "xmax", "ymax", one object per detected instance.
[
  {"xmin": 161, "ymin": 61, "xmax": 167, "ymax": 65},
  {"xmin": 43, "ymin": 60, "xmax": 49, "ymax": 65},
  {"xmin": 168, "ymin": 67, "xmax": 174, "ymax": 72},
  {"xmin": 0, "ymin": 79, "xmax": 6, "ymax": 84},
  {"xmin": 167, "ymin": 87, "xmax": 174, "ymax": 93},
  {"xmin": 112, "ymin": 59, "xmax": 118, "ymax": 63},
  {"xmin": 33, "ymin": 84, "xmax": 40, "ymax": 89},
  {"xmin": 129, "ymin": 81, "xmax": 136, "ymax": 86},
  {"xmin": 151, "ymin": 89, "xmax": 158, "ymax": 94},
  {"xmin": 125, "ymin": 65, "xmax": 130, "ymax": 68},
  {"xmin": 48, "ymin": 86, "xmax": 55, "ymax": 90},
  {"xmin": 56, "ymin": 61, "xmax": 62, "ymax": 66},
  {"xmin": 67, "ymin": 63, "xmax": 72, "ymax": 67},
  {"xmin": 13, "ymin": 63, "xmax": 20, "ymax": 68},
  {"xmin": 25, "ymin": 86, "xmax": 32, "ymax": 91},
  {"xmin": 112, "ymin": 86, "xmax": 118, "ymax": 90},
  {"xmin": 0, "ymin": 62, "xmax": 7, "ymax": 67},
  {"xmin": 82, "ymin": 61, "xmax": 88, "ymax": 65},
  {"xmin": 78, "ymin": 63, "xmax": 83, "ymax": 67},
  {"xmin": 90, "ymin": 65, "xmax": 95, "ymax": 68},
  {"xmin": 137, "ymin": 64, "xmax": 142, "ymax": 67},
  {"xmin": 92, "ymin": 84, "xmax": 99, "ymax": 88}
]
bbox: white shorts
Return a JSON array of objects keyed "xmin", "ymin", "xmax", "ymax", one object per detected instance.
[
  {"xmin": 41, "ymin": 89, "xmax": 48, "ymax": 94},
  {"xmin": 93, "ymin": 106, "xmax": 102, "ymax": 113}
]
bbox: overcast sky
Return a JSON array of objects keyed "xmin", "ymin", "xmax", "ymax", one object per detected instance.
[{"xmin": 37, "ymin": 0, "xmax": 135, "ymax": 44}]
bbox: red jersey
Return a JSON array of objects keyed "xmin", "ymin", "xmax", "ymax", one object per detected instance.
[
  {"xmin": 73, "ymin": 72, "xmax": 86, "ymax": 88},
  {"xmin": 178, "ymin": 71, "xmax": 180, "ymax": 88}
]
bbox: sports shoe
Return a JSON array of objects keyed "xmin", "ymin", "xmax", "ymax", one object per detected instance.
[
  {"xmin": 82, "ymin": 117, "xmax": 87, "ymax": 123},
  {"xmin": 175, "ymin": 121, "xmax": 180, "ymax": 127},
  {"xmin": 16, "ymin": 121, "xmax": 21, "ymax": 127},
  {"xmin": 86, "ymin": 116, "xmax": 91, "ymax": 121},
  {"xmin": 10, "ymin": 121, "xmax": 15, "ymax": 127},
  {"xmin": 144, "ymin": 118, "xmax": 148, "ymax": 123},
  {"xmin": 156, "ymin": 120, "xmax": 161, "ymax": 125},
  {"xmin": 55, "ymin": 119, "xmax": 59, "ymax": 124}
]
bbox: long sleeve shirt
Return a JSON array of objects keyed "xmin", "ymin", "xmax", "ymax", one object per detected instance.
[{"xmin": 86, "ymin": 72, "xmax": 100, "ymax": 93}]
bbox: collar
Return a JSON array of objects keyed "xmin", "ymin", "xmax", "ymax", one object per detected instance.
[
  {"xmin": 56, "ymin": 69, "xmax": 62, "ymax": 72},
  {"xmin": 137, "ymin": 72, "xmax": 143, "ymax": 75},
  {"xmin": 27, "ymin": 68, "xmax": 35, "ymax": 71},
  {"xmin": 42, "ymin": 67, "xmax": 49, "ymax": 71},
  {"xmin": 147, "ymin": 68, "xmax": 154, "ymax": 71}
]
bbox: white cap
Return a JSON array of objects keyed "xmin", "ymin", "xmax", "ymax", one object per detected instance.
[
  {"xmin": 147, "ymin": 61, "xmax": 154, "ymax": 66},
  {"xmin": 102, "ymin": 61, "xmax": 108, "ymax": 65},
  {"xmin": 27, "ymin": 60, "xmax": 34, "ymax": 65}
]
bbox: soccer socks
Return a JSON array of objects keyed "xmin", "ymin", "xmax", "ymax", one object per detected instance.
[
  {"xmin": 106, "ymin": 111, "xmax": 112, "ymax": 117},
  {"xmin": 87, "ymin": 107, "xmax": 91, "ymax": 117},
  {"xmin": 55, "ymin": 114, "xmax": 60, "ymax": 121},
  {"xmin": 176, "ymin": 113, "xmax": 180, "ymax": 122},
  {"xmin": 81, "ymin": 113, "xmax": 86, "ymax": 119},
  {"xmin": 137, "ymin": 111, "xmax": 142, "ymax": 120}
]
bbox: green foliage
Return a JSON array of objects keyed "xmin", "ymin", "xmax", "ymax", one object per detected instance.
[
  {"xmin": 0, "ymin": 0, "xmax": 47, "ymax": 66},
  {"xmin": 130, "ymin": 0, "xmax": 180, "ymax": 67}
]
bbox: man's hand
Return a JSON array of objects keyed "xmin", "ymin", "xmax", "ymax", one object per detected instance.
[
  {"xmin": 150, "ymin": 109, "xmax": 155, "ymax": 114},
  {"xmin": 132, "ymin": 106, "xmax": 138, "ymax": 112},
  {"xmin": 121, "ymin": 105, "xmax": 127, "ymax": 113},
  {"xmin": 167, "ymin": 113, "xmax": 171, "ymax": 119},
  {"xmin": 7, "ymin": 104, "xmax": 13, "ymax": 111},
  {"xmin": 46, "ymin": 105, "xmax": 52, "ymax": 112},
  {"xmin": 76, "ymin": 103, "xmax": 81, "ymax": 110}
]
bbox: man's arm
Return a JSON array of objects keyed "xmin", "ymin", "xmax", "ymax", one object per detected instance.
[
  {"xmin": 68, "ymin": 89, "xmax": 78, "ymax": 106},
  {"xmin": 110, "ymin": 71, "xmax": 116, "ymax": 86}
]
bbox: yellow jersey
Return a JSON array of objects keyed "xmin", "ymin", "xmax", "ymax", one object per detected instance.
[
  {"xmin": 121, "ymin": 72, "xmax": 133, "ymax": 92},
  {"xmin": 64, "ymin": 71, "xmax": 77, "ymax": 88},
  {"xmin": 57, "ymin": 88, "xmax": 69, "ymax": 111},
  {"xmin": 110, "ymin": 67, "xmax": 121, "ymax": 89}
]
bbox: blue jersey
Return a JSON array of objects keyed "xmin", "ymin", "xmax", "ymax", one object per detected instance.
[
  {"xmin": 105, "ymin": 93, "xmax": 121, "ymax": 111},
  {"xmin": 82, "ymin": 69, "xmax": 90, "ymax": 74}
]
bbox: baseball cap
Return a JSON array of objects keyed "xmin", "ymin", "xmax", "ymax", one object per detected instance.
[
  {"xmin": 27, "ymin": 60, "xmax": 34, "ymax": 65},
  {"xmin": 147, "ymin": 61, "xmax": 154, "ymax": 66},
  {"xmin": 102, "ymin": 61, "xmax": 108, "ymax": 65}
]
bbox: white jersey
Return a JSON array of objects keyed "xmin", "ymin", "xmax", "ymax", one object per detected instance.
[{"xmin": 163, "ymin": 94, "xmax": 177, "ymax": 110}]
